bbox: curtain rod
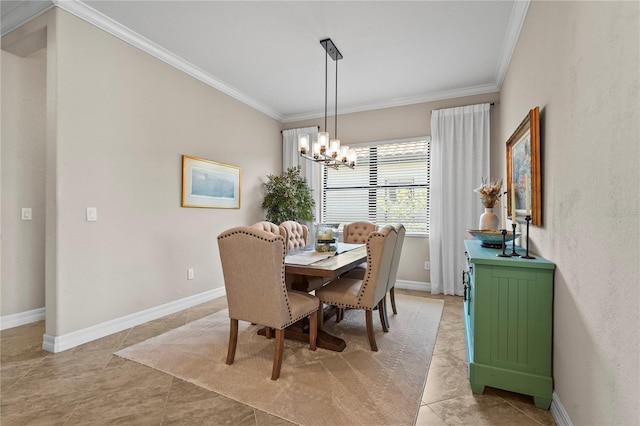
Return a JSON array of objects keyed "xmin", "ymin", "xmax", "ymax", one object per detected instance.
[
  {"xmin": 430, "ymin": 102, "xmax": 496, "ymax": 115},
  {"xmin": 280, "ymin": 125, "xmax": 320, "ymax": 134}
]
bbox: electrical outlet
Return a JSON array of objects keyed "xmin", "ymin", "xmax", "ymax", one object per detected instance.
[
  {"xmin": 21, "ymin": 208, "xmax": 32, "ymax": 221},
  {"xmin": 187, "ymin": 268, "xmax": 194, "ymax": 280},
  {"xmin": 424, "ymin": 261, "xmax": 431, "ymax": 270},
  {"xmin": 86, "ymin": 207, "xmax": 97, "ymax": 222}
]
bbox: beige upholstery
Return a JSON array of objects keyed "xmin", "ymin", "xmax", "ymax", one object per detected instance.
[
  {"xmin": 342, "ymin": 221, "xmax": 377, "ymax": 279},
  {"xmin": 337, "ymin": 221, "xmax": 377, "ymax": 322},
  {"xmin": 279, "ymin": 221, "xmax": 309, "ymax": 250},
  {"xmin": 343, "ymin": 221, "xmax": 377, "ymax": 244},
  {"xmin": 382, "ymin": 224, "xmax": 406, "ymax": 328},
  {"xmin": 315, "ymin": 225, "xmax": 398, "ymax": 351},
  {"xmin": 251, "ymin": 221, "xmax": 286, "ymax": 239},
  {"xmin": 217, "ymin": 226, "xmax": 319, "ymax": 380}
]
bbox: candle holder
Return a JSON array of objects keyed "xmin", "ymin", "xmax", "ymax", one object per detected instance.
[
  {"xmin": 496, "ymin": 229, "xmax": 512, "ymax": 257},
  {"xmin": 510, "ymin": 223, "xmax": 519, "ymax": 256},
  {"xmin": 520, "ymin": 215, "xmax": 536, "ymax": 259}
]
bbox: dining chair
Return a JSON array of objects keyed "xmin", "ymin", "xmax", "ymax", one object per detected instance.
[
  {"xmin": 335, "ymin": 221, "xmax": 377, "ymax": 322},
  {"xmin": 343, "ymin": 220, "xmax": 377, "ymax": 245},
  {"xmin": 315, "ymin": 225, "xmax": 398, "ymax": 351},
  {"xmin": 383, "ymin": 223, "xmax": 406, "ymax": 329},
  {"xmin": 217, "ymin": 226, "xmax": 319, "ymax": 380},
  {"xmin": 279, "ymin": 221, "xmax": 308, "ymax": 250},
  {"xmin": 251, "ymin": 221, "xmax": 286, "ymax": 239}
]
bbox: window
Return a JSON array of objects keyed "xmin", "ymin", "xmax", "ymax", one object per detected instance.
[{"xmin": 322, "ymin": 137, "xmax": 430, "ymax": 234}]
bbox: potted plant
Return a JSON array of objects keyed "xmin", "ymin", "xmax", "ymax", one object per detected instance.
[{"xmin": 262, "ymin": 166, "xmax": 315, "ymax": 224}]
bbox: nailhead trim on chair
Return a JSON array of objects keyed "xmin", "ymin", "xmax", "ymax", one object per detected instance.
[
  {"xmin": 217, "ymin": 227, "xmax": 297, "ymax": 323},
  {"xmin": 318, "ymin": 229, "xmax": 387, "ymax": 309}
]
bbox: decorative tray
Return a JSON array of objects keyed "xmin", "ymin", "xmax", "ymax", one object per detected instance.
[{"xmin": 468, "ymin": 229, "xmax": 521, "ymax": 248}]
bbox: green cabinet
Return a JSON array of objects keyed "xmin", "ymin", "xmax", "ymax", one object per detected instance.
[{"xmin": 463, "ymin": 240, "xmax": 555, "ymax": 409}]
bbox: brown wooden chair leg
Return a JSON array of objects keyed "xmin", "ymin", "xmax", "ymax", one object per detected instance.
[
  {"xmin": 271, "ymin": 328, "xmax": 285, "ymax": 380},
  {"xmin": 336, "ymin": 307, "xmax": 343, "ymax": 322},
  {"xmin": 226, "ymin": 318, "xmax": 238, "ymax": 365},
  {"xmin": 378, "ymin": 299, "xmax": 389, "ymax": 332},
  {"xmin": 317, "ymin": 301, "xmax": 324, "ymax": 331},
  {"xmin": 309, "ymin": 310, "xmax": 317, "ymax": 351},
  {"xmin": 390, "ymin": 286, "xmax": 397, "ymax": 315},
  {"xmin": 365, "ymin": 310, "xmax": 378, "ymax": 351},
  {"xmin": 265, "ymin": 327, "xmax": 272, "ymax": 339}
]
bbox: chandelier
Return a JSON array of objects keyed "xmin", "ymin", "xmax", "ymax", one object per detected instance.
[{"xmin": 298, "ymin": 38, "xmax": 356, "ymax": 169}]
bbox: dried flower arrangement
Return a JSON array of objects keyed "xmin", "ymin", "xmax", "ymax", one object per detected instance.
[{"xmin": 474, "ymin": 178, "xmax": 503, "ymax": 208}]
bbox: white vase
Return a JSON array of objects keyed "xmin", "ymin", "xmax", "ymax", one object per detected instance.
[{"xmin": 479, "ymin": 207, "xmax": 499, "ymax": 230}]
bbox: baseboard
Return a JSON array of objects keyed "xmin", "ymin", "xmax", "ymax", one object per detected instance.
[
  {"xmin": 42, "ymin": 287, "xmax": 226, "ymax": 353},
  {"xmin": 395, "ymin": 280, "xmax": 431, "ymax": 292},
  {"xmin": 551, "ymin": 391, "xmax": 573, "ymax": 426},
  {"xmin": 0, "ymin": 307, "xmax": 46, "ymax": 330}
]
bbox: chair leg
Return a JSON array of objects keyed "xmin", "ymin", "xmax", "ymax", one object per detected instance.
[
  {"xmin": 265, "ymin": 327, "xmax": 273, "ymax": 339},
  {"xmin": 317, "ymin": 301, "xmax": 324, "ymax": 331},
  {"xmin": 390, "ymin": 286, "xmax": 398, "ymax": 315},
  {"xmin": 336, "ymin": 307, "xmax": 343, "ymax": 323},
  {"xmin": 226, "ymin": 318, "xmax": 238, "ymax": 365},
  {"xmin": 365, "ymin": 310, "xmax": 378, "ymax": 352},
  {"xmin": 309, "ymin": 310, "xmax": 317, "ymax": 351},
  {"xmin": 271, "ymin": 328, "xmax": 285, "ymax": 380},
  {"xmin": 378, "ymin": 299, "xmax": 389, "ymax": 332}
]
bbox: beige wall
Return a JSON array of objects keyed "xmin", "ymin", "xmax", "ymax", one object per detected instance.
[
  {"xmin": 499, "ymin": 1, "xmax": 639, "ymax": 424},
  {"xmin": 2, "ymin": 8, "xmax": 282, "ymax": 337},
  {"xmin": 1, "ymin": 47, "xmax": 47, "ymax": 316},
  {"xmin": 286, "ymin": 92, "xmax": 501, "ymax": 284}
]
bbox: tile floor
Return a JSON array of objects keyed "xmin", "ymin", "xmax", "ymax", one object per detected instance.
[{"xmin": 1, "ymin": 290, "xmax": 555, "ymax": 425}]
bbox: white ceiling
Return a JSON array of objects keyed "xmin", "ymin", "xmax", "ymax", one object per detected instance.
[{"xmin": 1, "ymin": 0, "xmax": 529, "ymax": 122}]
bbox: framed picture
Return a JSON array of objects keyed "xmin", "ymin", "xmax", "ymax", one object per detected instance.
[
  {"xmin": 506, "ymin": 106, "xmax": 541, "ymax": 226},
  {"xmin": 181, "ymin": 155, "xmax": 241, "ymax": 209}
]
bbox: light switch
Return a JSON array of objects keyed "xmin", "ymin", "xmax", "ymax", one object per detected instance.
[
  {"xmin": 86, "ymin": 207, "xmax": 98, "ymax": 222},
  {"xmin": 21, "ymin": 208, "xmax": 32, "ymax": 221}
]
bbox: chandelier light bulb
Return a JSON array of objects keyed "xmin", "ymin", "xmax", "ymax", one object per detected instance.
[
  {"xmin": 318, "ymin": 132, "xmax": 329, "ymax": 153},
  {"xmin": 298, "ymin": 134, "xmax": 309, "ymax": 154},
  {"xmin": 340, "ymin": 146, "xmax": 349, "ymax": 163},
  {"xmin": 348, "ymin": 149, "xmax": 357, "ymax": 166},
  {"xmin": 330, "ymin": 139, "xmax": 341, "ymax": 158}
]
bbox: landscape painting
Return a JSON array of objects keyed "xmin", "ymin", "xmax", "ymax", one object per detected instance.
[{"xmin": 182, "ymin": 155, "xmax": 241, "ymax": 208}]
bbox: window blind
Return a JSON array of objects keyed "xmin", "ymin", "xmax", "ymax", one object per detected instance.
[{"xmin": 322, "ymin": 138, "xmax": 430, "ymax": 234}]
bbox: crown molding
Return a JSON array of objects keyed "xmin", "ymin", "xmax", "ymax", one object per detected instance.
[
  {"xmin": 0, "ymin": 0, "xmax": 54, "ymax": 36},
  {"xmin": 282, "ymin": 83, "xmax": 500, "ymax": 123},
  {"xmin": 52, "ymin": 0, "xmax": 283, "ymax": 122},
  {"xmin": 6, "ymin": 0, "xmax": 528, "ymax": 124},
  {"xmin": 493, "ymin": 0, "xmax": 530, "ymax": 91}
]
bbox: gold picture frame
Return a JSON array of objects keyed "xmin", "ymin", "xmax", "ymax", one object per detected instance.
[
  {"xmin": 506, "ymin": 106, "xmax": 541, "ymax": 226},
  {"xmin": 181, "ymin": 155, "xmax": 241, "ymax": 209}
]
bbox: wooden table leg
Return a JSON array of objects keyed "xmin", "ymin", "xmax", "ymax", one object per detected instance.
[{"xmin": 257, "ymin": 305, "xmax": 346, "ymax": 352}]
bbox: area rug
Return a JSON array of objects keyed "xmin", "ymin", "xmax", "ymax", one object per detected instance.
[{"xmin": 115, "ymin": 294, "xmax": 443, "ymax": 425}]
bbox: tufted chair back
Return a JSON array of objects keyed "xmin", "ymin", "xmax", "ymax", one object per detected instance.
[
  {"xmin": 251, "ymin": 221, "xmax": 287, "ymax": 239},
  {"xmin": 343, "ymin": 221, "xmax": 377, "ymax": 244},
  {"xmin": 279, "ymin": 221, "xmax": 309, "ymax": 250},
  {"xmin": 217, "ymin": 226, "xmax": 319, "ymax": 379}
]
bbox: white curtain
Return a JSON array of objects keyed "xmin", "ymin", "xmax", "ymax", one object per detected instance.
[
  {"xmin": 282, "ymin": 127, "xmax": 321, "ymax": 225},
  {"xmin": 429, "ymin": 103, "xmax": 491, "ymax": 295}
]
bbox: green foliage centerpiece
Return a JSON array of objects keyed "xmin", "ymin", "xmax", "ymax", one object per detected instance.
[{"xmin": 262, "ymin": 166, "xmax": 315, "ymax": 224}]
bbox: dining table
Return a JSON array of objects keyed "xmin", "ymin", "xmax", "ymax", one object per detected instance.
[
  {"xmin": 259, "ymin": 242, "xmax": 367, "ymax": 352},
  {"xmin": 285, "ymin": 242, "xmax": 366, "ymax": 292}
]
